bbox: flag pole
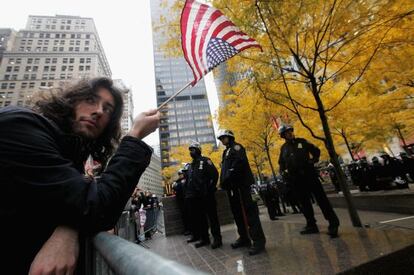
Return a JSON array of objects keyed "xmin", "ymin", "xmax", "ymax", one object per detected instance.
[{"xmin": 157, "ymin": 81, "xmax": 192, "ymax": 111}]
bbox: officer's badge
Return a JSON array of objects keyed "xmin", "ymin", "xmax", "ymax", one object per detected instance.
[
  {"xmin": 199, "ymin": 160, "xmax": 204, "ymax": 170},
  {"xmin": 298, "ymin": 143, "xmax": 303, "ymax": 148},
  {"xmin": 234, "ymin": 144, "xmax": 241, "ymax": 151}
]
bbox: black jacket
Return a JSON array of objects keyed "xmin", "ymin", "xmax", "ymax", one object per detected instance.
[
  {"xmin": 0, "ymin": 106, "xmax": 152, "ymax": 273},
  {"xmin": 278, "ymin": 138, "xmax": 320, "ymax": 178},
  {"xmin": 220, "ymin": 142, "xmax": 255, "ymax": 190},
  {"xmin": 185, "ymin": 156, "xmax": 218, "ymax": 198}
]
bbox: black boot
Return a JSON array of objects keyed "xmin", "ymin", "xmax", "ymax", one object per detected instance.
[
  {"xmin": 195, "ymin": 239, "xmax": 210, "ymax": 248},
  {"xmin": 248, "ymin": 244, "xmax": 265, "ymax": 255},
  {"xmin": 211, "ymin": 238, "xmax": 223, "ymax": 249},
  {"xmin": 300, "ymin": 225, "xmax": 319, "ymax": 235},
  {"xmin": 187, "ymin": 236, "xmax": 199, "ymax": 243},
  {"xmin": 231, "ymin": 238, "xmax": 251, "ymax": 249}
]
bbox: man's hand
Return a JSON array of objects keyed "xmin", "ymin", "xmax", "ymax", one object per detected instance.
[
  {"xmin": 128, "ymin": 109, "xmax": 160, "ymax": 139},
  {"xmin": 29, "ymin": 226, "xmax": 79, "ymax": 275}
]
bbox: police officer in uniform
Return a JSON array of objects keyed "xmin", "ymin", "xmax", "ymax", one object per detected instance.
[
  {"xmin": 186, "ymin": 141, "xmax": 222, "ymax": 248},
  {"xmin": 218, "ymin": 130, "xmax": 266, "ymax": 255},
  {"xmin": 172, "ymin": 169, "xmax": 191, "ymax": 235},
  {"xmin": 278, "ymin": 125, "xmax": 340, "ymax": 238}
]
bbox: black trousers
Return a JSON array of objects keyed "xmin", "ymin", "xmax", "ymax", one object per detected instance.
[
  {"xmin": 291, "ymin": 175, "xmax": 339, "ymax": 227},
  {"xmin": 227, "ymin": 186, "xmax": 266, "ymax": 246},
  {"xmin": 177, "ymin": 196, "xmax": 190, "ymax": 232},
  {"xmin": 186, "ymin": 197, "xmax": 209, "ymax": 241},
  {"xmin": 206, "ymin": 193, "xmax": 222, "ymax": 240}
]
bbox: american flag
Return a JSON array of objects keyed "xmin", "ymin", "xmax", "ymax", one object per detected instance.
[{"xmin": 181, "ymin": 0, "xmax": 261, "ymax": 86}]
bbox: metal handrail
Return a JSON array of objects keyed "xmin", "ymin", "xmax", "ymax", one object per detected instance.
[{"xmin": 93, "ymin": 232, "xmax": 208, "ymax": 275}]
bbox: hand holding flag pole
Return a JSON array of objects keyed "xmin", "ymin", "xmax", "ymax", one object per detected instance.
[{"xmin": 157, "ymin": 0, "xmax": 262, "ymax": 111}]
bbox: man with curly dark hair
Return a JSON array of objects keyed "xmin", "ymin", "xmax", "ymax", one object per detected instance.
[{"xmin": 0, "ymin": 77, "xmax": 160, "ymax": 274}]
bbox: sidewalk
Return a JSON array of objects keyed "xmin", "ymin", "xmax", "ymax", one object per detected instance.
[{"xmin": 144, "ymin": 206, "xmax": 414, "ymax": 274}]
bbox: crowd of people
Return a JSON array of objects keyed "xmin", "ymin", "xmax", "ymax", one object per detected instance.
[
  {"xmin": 130, "ymin": 188, "xmax": 160, "ymax": 242},
  {"xmin": 327, "ymin": 152, "xmax": 414, "ymax": 192}
]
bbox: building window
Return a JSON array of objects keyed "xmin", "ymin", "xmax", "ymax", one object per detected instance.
[
  {"xmin": 21, "ymin": 82, "xmax": 28, "ymax": 89},
  {"xmin": 69, "ymin": 58, "xmax": 74, "ymax": 63},
  {"xmin": 9, "ymin": 83, "xmax": 15, "ymax": 89},
  {"xmin": 13, "ymin": 66, "xmax": 20, "ymax": 72},
  {"xmin": 84, "ymin": 47, "xmax": 89, "ymax": 51},
  {"xmin": 43, "ymin": 66, "xmax": 49, "ymax": 72},
  {"xmin": 80, "ymin": 58, "xmax": 85, "ymax": 63},
  {"xmin": 51, "ymin": 66, "xmax": 56, "ymax": 72},
  {"xmin": 30, "ymin": 74, "xmax": 36, "ymax": 80},
  {"xmin": 79, "ymin": 65, "xmax": 84, "ymax": 71},
  {"xmin": 29, "ymin": 82, "xmax": 35, "ymax": 88},
  {"xmin": 85, "ymin": 65, "xmax": 90, "ymax": 71},
  {"xmin": 23, "ymin": 74, "xmax": 29, "ymax": 80},
  {"xmin": 1, "ymin": 83, "xmax": 7, "ymax": 89},
  {"xmin": 34, "ymin": 58, "xmax": 40, "ymax": 64},
  {"xmin": 63, "ymin": 58, "xmax": 68, "ymax": 63},
  {"xmin": 52, "ymin": 58, "xmax": 57, "ymax": 64},
  {"xmin": 8, "ymin": 58, "xmax": 15, "ymax": 64},
  {"xmin": 6, "ymin": 66, "xmax": 12, "ymax": 72},
  {"xmin": 86, "ymin": 58, "xmax": 91, "ymax": 63},
  {"xmin": 61, "ymin": 66, "xmax": 67, "ymax": 71}
]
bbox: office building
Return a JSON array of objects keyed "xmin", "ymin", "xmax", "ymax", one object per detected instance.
[{"xmin": 0, "ymin": 15, "xmax": 111, "ymax": 107}]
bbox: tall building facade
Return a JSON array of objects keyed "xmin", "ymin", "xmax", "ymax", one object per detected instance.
[
  {"xmin": 114, "ymin": 79, "xmax": 134, "ymax": 135},
  {"xmin": 150, "ymin": 0, "xmax": 216, "ymax": 167},
  {"xmin": 137, "ymin": 153, "xmax": 163, "ymax": 196},
  {"xmin": 0, "ymin": 15, "xmax": 111, "ymax": 107}
]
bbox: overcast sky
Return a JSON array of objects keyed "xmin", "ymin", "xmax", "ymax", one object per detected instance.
[{"xmin": 0, "ymin": 0, "xmax": 220, "ymax": 148}]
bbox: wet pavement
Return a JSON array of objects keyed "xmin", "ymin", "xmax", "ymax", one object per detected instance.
[{"xmin": 144, "ymin": 207, "xmax": 414, "ymax": 274}]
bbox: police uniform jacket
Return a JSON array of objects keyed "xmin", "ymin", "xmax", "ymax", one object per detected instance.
[
  {"xmin": 0, "ymin": 106, "xmax": 152, "ymax": 273},
  {"xmin": 220, "ymin": 142, "xmax": 255, "ymax": 190},
  {"xmin": 186, "ymin": 156, "xmax": 218, "ymax": 198},
  {"xmin": 278, "ymin": 138, "xmax": 320, "ymax": 179}
]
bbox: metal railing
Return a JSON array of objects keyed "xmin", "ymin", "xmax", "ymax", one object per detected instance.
[
  {"xmin": 92, "ymin": 232, "xmax": 207, "ymax": 275},
  {"xmin": 81, "ymin": 208, "xmax": 207, "ymax": 275}
]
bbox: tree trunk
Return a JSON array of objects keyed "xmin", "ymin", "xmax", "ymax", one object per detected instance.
[
  {"xmin": 253, "ymin": 155, "xmax": 264, "ymax": 183},
  {"xmin": 342, "ymin": 131, "xmax": 355, "ymax": 161},
  {"xmin": 312, "ymin": 83, "xmax": 362, "ymax": 227},
  {"xmin": 264, "ymin": 144, "xmax": 278, "ymax": 181}
]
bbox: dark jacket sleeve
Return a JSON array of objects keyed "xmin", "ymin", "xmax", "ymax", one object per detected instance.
[
  {"xmin": 0, "ymin": 110, "xmax": 152, "ymax": 234},
  {"xmin": 205, "ymin": 158, "xmax": 219, "ymax": 193},
  {"xmin": 305, "ymin": 140, "xmax": 320, "ymax": 163},
  {"xmin": 278, "ymin": 144, "xmax": 286, "ymax": 174}
]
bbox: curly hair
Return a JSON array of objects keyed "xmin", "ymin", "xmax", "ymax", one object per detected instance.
[{"xmin": 33, "ymin": 77, "xmax": 124, "ymax": 165}]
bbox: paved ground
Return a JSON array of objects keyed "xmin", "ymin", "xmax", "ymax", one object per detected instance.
[{"xmin": 142, "ymin": 206, "xmax": 414, "ymax": 274}]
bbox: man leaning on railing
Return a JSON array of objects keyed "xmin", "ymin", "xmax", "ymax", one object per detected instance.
[{"xmin": 0, "ymin": 77, "xmax": 160, "ymax": 274}]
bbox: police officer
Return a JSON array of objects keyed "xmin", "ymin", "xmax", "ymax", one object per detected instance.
[
  {"xmin": 278, "ymin": 125, "xmax": 340, "ymax": 238},
  {"xmin": 218, "ymin": 130, "xmax": 266, "ymax": 255},
  {"xmin": 186, "ymin": 141, "xmax": 222, "ymax": 248},
  {"xmin": 172, "ymin": 169, "xmax": 191, "ymax": 235}
]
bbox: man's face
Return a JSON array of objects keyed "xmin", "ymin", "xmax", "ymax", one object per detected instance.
[
  {"xmin": 73, "ymin": 87, "xmax": 115, "ymax": 139},
  {"xmin": 283, "ymin": 129, "xmax": 295, "ymax": 140},
  {"xmin": 219, "ymin": 136, "xmax": 229, "ymax": 146}
]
